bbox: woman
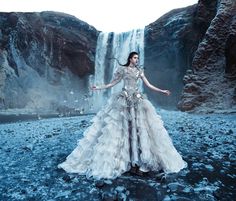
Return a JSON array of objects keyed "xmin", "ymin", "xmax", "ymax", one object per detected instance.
[{"xmin": 57, "ymin": 52, "xmax": 187, "ymax": 179}]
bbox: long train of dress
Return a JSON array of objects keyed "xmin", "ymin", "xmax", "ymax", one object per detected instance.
[{"xmin": 57, "ymin": 66, "xmax": 187, "ymax": 179}]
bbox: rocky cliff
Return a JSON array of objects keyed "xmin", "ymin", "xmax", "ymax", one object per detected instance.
[
  {"xmin": 177, "ymin": 0, "xmax": 236, "ymax": 113},
  {"xmin": 0, "ymin": 11, "xmax": 98, "ymax": 113},
  {"xmin": 145, "ymin": 0, "xmax": 236, "ymax": 113},
  {"xmin": 0, "ymin": 0, "xmax": 235, "ymax": 115}
]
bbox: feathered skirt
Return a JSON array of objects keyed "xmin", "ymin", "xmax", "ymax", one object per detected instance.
[{"xmin": 57, "ymin": 89, "xmax": 187, "ymax": 179}]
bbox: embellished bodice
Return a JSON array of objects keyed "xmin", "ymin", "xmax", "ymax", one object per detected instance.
[
  {"xmin": 123, "ymin": 66, "xmax": 142, "ymax": 91},
  {"xmin": 112, "ymin": 66, "xmax": 146, "ymax": 107},
  {"xmin": 112, "ymin": 66, "xmax": 143, "ymax": 92}
]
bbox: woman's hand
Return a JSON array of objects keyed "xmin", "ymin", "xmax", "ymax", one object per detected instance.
[
  {"xmin": 162, "ymin": 90, "xmax": 171, "ymax": 96},
  {"xmin": 90, "ymin": 85, "xmax": 99, "ymax": 90}
]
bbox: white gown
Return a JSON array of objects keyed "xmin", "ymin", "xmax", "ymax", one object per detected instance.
[{"xmin": 57, "ymin": 66, "xmax": 187, "ymax": 180}]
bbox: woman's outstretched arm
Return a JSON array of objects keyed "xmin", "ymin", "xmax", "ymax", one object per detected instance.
[
  {"xmin": 91, "ymin": 67, "xmax": 123, "ymax": 90},
  {"xmin": 141, "ymin": 73, "xmax": 171, "ymax": 96},
  {"xmin": 91, "ymin": 76, "xmax": 122, "ymax": 90}
]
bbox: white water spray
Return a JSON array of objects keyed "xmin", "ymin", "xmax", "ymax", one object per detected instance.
[{"xmin": 89, "ymin": 28, "xmax": 144, "ymax": 113}]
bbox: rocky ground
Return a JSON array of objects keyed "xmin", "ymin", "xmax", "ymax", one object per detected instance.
[{"xmin": 0, "ymin": 109, "xmax": 235, "ymax": 201}]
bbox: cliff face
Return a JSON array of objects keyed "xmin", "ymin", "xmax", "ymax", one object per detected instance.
[
  {"xmin": 0, "ymin": 1, "xmax": 235, "ymax": 114},
  {"xmin": 177, "ymin": 0, "xmax": 236, "ymax": 113},
  {"xmin": 0, "ymin": 11, "xmax": 98, "ymax": 111},
  {"xmin": 145, "ymin": 0, "xmax": 236, "ymax": 113},
  {"xmin": 144, "ymin": 0, "xmax": 217, "ymax": 110}
]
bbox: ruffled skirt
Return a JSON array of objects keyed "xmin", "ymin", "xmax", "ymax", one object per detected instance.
[{"xmin": 57, "ymin": 91, "xmax": 187, "ymax": 180}]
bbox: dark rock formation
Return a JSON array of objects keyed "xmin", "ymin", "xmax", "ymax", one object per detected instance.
[
  {"xmin": 145, "ymin": 0, "xmax": 236, "ymax": 113},
  {"xmin": 0, "ymin": 11, "xmax": 98, "ymax": 111},
  {"xmin": 144, "ymin": 0, "xmax": 217, "ymax": 110},
  {"xmin": 177, "ymin": 0, "xmax": 236, "ymax": 113},
  {"xmin": 1, "ymin": 0, "xmax": 235, "ymax": 114}
]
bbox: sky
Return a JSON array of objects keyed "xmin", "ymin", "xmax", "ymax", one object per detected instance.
[{"xmin": 0, "ymin": 0, "xmax": 198, "ymax": 32}]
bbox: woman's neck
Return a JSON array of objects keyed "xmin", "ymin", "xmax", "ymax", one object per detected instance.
[{"xmin": 128, "ymin": 64, "xmax": 135, "ymax": 68}]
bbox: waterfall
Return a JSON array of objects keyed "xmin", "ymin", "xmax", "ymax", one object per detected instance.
[
  {"xmin": 89, "ymin": 32, "xmax": 110, "ymax": 112},
  {"xmin": 89, "ymin": 28, "xmax": 145, "ymax": 113},
  {"xmin": 110, "ymin": 29, "xmax": 145, "ymax": 95}
]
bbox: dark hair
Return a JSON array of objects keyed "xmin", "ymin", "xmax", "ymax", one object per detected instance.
[
  {"xmin": 121, "ymin": 51, "xmax": 139, "ymax": 67},
  {"xmin": 109, "ymin": 51, "xmax": 139, "ymax": 67}
]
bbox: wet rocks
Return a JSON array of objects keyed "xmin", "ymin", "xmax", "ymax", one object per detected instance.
[
  {"xmin": 95, "ymin": 180, "xmax": 105, "ymax": 188},
  {"xmin": 0, "ymin": 84, "xmax": 235, "ymax": 200}
]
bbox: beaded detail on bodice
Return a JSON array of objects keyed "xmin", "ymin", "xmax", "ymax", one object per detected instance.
[
  {"xmin": 113, "ymin": 66, "xmax": 144, "ymax": 92},
  {"xmin": 122, "ymin": 66, "xmax": 141, "ymax": 92},
  {"xmin": 112, "ymin": 66, "xmax": 146, "ymax": 108}
]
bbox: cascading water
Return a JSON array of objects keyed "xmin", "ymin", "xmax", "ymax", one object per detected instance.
[
  {"xmin": 110, "ymin": 29, "xmax": 145, "ymax": 95},
  {"xmin": 89, "ymin": 32, "xmax": 110, "ymax": 112},
  {"xmin": 89, "ymin": 28, "xmax": 145, "ymax": 113}
]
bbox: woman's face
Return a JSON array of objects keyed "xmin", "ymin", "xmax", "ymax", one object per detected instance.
[{"xmin": 129, "ymin": 54, "xmax": 139, "ymax": 66}]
